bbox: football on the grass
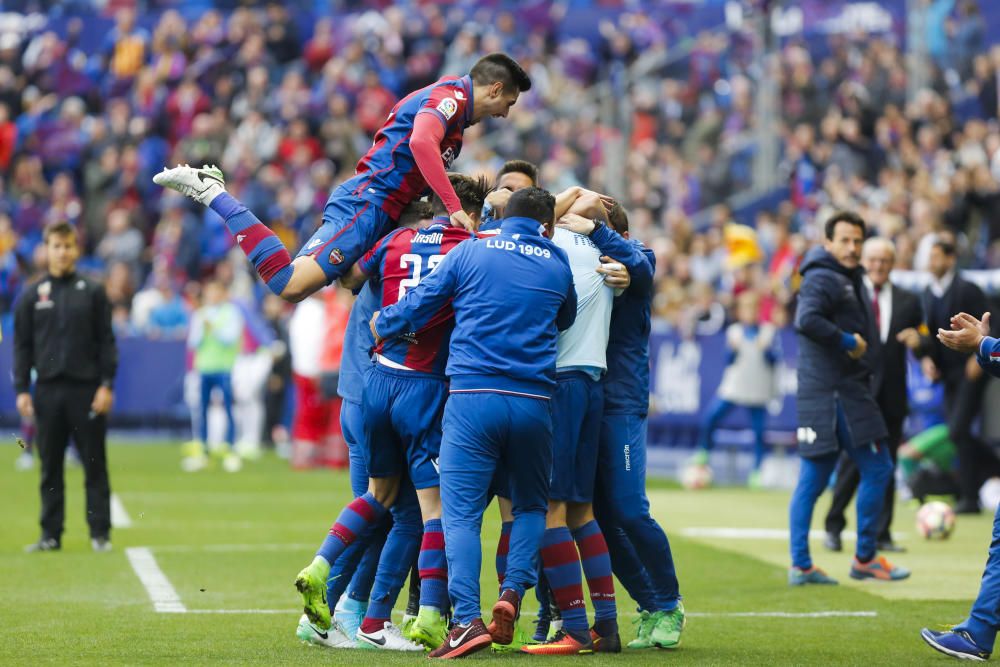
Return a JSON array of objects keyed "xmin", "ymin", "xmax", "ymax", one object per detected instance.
[
  {"xmin": 681, "ymin": 463, "xmax": 713, "ymax": 490},
  {"xmin": 916, "ymin": 501, "xmax": 955, "ymax": 540}
]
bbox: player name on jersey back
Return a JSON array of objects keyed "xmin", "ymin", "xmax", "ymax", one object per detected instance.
[{"xmin": 413, "ymin": 231, "xmax": 444, "ymax": 244}]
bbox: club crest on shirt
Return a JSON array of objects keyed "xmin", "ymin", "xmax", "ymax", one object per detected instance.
[
  {"xmin": 329, "ymin": 248, "xmax": 345, "ymax": 265},
  {"xmin": 36, "ymin": 281, "xmax": 53, "ymax": 309},
  {"xmin": 436, "ymin": 97, "xmax": 458, "ymax": 119}
]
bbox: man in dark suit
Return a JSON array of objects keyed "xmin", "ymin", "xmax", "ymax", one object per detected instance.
[
  {"xmin": 920, "ymin": 235, "xmax": 1000, "ymax": 514},
  {"xmin": 824, "ymin": 238, "xmax": 923, "ymax": 552}
]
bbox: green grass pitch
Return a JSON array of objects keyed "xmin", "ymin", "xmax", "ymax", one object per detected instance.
[{"xmin": 0, "ymin": 442, "xmax": 991, "ymax": 665}]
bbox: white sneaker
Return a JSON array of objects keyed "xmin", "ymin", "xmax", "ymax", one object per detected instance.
[
  {"xmin": 356, "ymin": 621, "xmax": 425, "ymax": 651},
  {"xmin": 152, "ymin": 164, "xmax": 226, "ymax": 205},
  {"xmin": 181, "ymin": 453, "xmax": 208, "ymax": 472},
  {"xmin": 296, "ymin": 614, "xmax": 356, "ymax": 649},
  {"xmin": 15, "ymin": 451, "xmax": 34, "ymax": 471},
  {"xmin": 235, "ymin": 440, "xmax": 262, "ymax": 461},
  {"xmin": 91, "ymin": 537, "xmax": 112, "ymax": 552},
  {"xmin": 222, "ymin": 453, "xmax": 242, "ymax": 473}
]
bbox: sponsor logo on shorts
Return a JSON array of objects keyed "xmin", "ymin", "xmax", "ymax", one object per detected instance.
[
  {"xmin": 623, "ymin": 443, "xmax": 631, "ymax": 472},
  {"xmin": 329, "ymin": 248, "xmax": 345, "ymax": 265},
  {"xmin": 304, "ymin": 238, "xmax": 322, "ymax": 251}
]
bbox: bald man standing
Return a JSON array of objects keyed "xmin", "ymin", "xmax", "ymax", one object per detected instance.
[{"xmin": 824, "ymin": 238, "xmax": 923, "ymax": 554}]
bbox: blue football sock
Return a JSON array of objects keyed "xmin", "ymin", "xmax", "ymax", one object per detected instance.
[
  {"xmin": 540, "ymin": 527, "xmax": 588, "ymax": 632},
  {"xmin": 360, "ymin": 501, "xmax": 422, "ymax": 631},
  {"xmin": 418, "ymin": 519, "xmax": 447, "ymax": 612},
  {"xmin": 572, "ymin": 520, "xmax": 617, "ymax": 626},
  {"xmin": 209, "ymin": 193, "xmax": 293, "ymax": 295},
  {"xmin": 317, "ymin": 492, "xmax": 387, "ymax": 567}
]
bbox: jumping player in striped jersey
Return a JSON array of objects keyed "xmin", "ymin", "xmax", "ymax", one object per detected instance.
[
  {"xmin": 152, "ymin": 53, "xmax": 530, "ymax": 301},
  {"xmin": 295, "ymin": 174, "xmax": 489, "ymax": 652}
]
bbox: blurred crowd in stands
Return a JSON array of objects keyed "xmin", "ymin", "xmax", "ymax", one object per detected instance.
[{"xmin": 0, "ymin": 0, "xmax": 998, "ymax": 350}]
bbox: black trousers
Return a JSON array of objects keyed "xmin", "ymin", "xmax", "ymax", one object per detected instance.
[
  {"xmin": 35, "ymin": 380, "xmax": 111, "ymax": 541},
  {"xmin": 945, "ymin": 374, "xmax": 1000, "ymax": 506},
  {"xmin": 824, "ymin": 415, "xmax": 903, "ymax": 542}
]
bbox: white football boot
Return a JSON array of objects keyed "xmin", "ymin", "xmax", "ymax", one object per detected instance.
[
  {"xmin": 152, "ymin": 164, "xmax": 226, "ymax": 205},
  {"xmin": 296, "ymin": 614, "xmax": 356, "ymax": 649},
  {"xmin": 356, "ymin": 621, "xmax": 425, "ymax": 651}
]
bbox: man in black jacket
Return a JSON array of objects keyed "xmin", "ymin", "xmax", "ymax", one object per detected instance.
[
  {"xmin": 789, "ymin": 212, "xmax": 908, "ymax": 585},
  {"xmin": 920, "ymin": 235, "xmax": 1000, "ymax": 514},
  {"xmin": 14, "ymin": 222, "xmax": 118, "ymax": 552},
  {"xmin": 824, "ymin": 238, "xmax": 924, "ymax": 553}
]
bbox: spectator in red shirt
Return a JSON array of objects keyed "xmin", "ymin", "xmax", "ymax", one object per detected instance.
[
  {"xmin": 0, "ymin": 102, "xmax": 17, "ymax": 171},
  {"xmin": 355, "ymin": 70, "xmax": 397, "ymax": 137},
  {"xmin": 164, "ymin": 78, "xmax": 211, "ymax": 146},
  {"xmin": 303, "ymin": 18, "xmax": 335, "ymax": 73},
  {"xmin": 276, "ymin": 118, "xmax": 322, "ymax": 167}
]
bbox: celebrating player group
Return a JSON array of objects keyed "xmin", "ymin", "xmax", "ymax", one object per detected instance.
[{"xmin": 154, "ymin": 52, "xmax": 682, "ymax": 658}]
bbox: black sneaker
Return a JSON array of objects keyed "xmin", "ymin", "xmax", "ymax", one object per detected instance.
[
  {"xmin": 876, "ymin": 539, "xmax": 905, "ymax": 553},
  {"xmin": 591, "ymin": 627, "xmax": 622, "ymax": 653},
  {"xmin": 25, "ymin": 537, "xmax": 60, "ymax": 553},
  {"xmin": 823, "ymin": 532, "xmax": 842, "ymax": 552}
]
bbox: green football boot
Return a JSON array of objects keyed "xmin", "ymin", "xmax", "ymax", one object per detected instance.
[
  {"xmin": 650, "ymin": 602, "xmax": 686, "ymax": 649},
  {"xmin": 409, "ymin": 606, "xmax": 448, "ymax": 650},
  {"xmin": 492, "ymin": 623, "xmax": 536, "ymax": 653},
  {"xmin": 294, "ymin": 557, "xmax": 331, "ymax": 630},
  {"xmin": 626, "ymin": 610, "xmax": 657, "ymax": 649}
]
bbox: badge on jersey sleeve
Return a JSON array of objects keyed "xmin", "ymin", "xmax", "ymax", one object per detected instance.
[{"xmin": 436, "ymin": 97, "xmax": 458, "ymax": 119}]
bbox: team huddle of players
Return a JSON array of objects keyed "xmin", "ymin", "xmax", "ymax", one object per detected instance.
[{"xmin": 153, "ymin": 52, "xmax": 682, "ymax": 659}]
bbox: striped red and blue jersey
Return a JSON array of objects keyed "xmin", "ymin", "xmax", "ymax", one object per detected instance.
[
  {"xmin": 341, "ymin": 75, "xmax": 474, "ymax": 220},
  {"xmin": 360, "ymin": 220, "xmax": 474, "ymax": 374}
]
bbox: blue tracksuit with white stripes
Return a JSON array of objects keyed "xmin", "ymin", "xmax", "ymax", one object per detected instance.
[{"xmin": 375, "ymin": 216, "xmax": 576, "ymax": 623}]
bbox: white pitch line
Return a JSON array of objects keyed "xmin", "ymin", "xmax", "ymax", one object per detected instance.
[
  {"xmin": 175, "ymin": 607, "xmax": 878, "ymax": 619},
  {"xmin": 125, "ymin": 547, "xmax": 186, "ymax": 613},
  {"xmin": 151, "ymin": 543, "xmax": 313, "ymax": 553},
  {"xmin": 187, "ymin": 609, "xmax": 295, "ymax": 614},
  {"xmin": 110, "ymin": 493, "xmax": 132, "ymax": 528},
  {"xmin": 682, "ymin": 527, "xmax": 855, "ymax": 540},
  {"xmin": 681, "ymin": 527, "xmax": 908, "ymax": 541},
  {"xmin": 686, "ymin": 611, "xmax": 877, "ymax": 618}
]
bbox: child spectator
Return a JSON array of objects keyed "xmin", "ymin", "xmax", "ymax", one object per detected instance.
[
  {"xmin": 695, "ymin": 290, "xmax": 779, "ymax": 487},
  {"xmin": 184, "ymin": 279, "xmax": 244, "ymax": 473}
]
